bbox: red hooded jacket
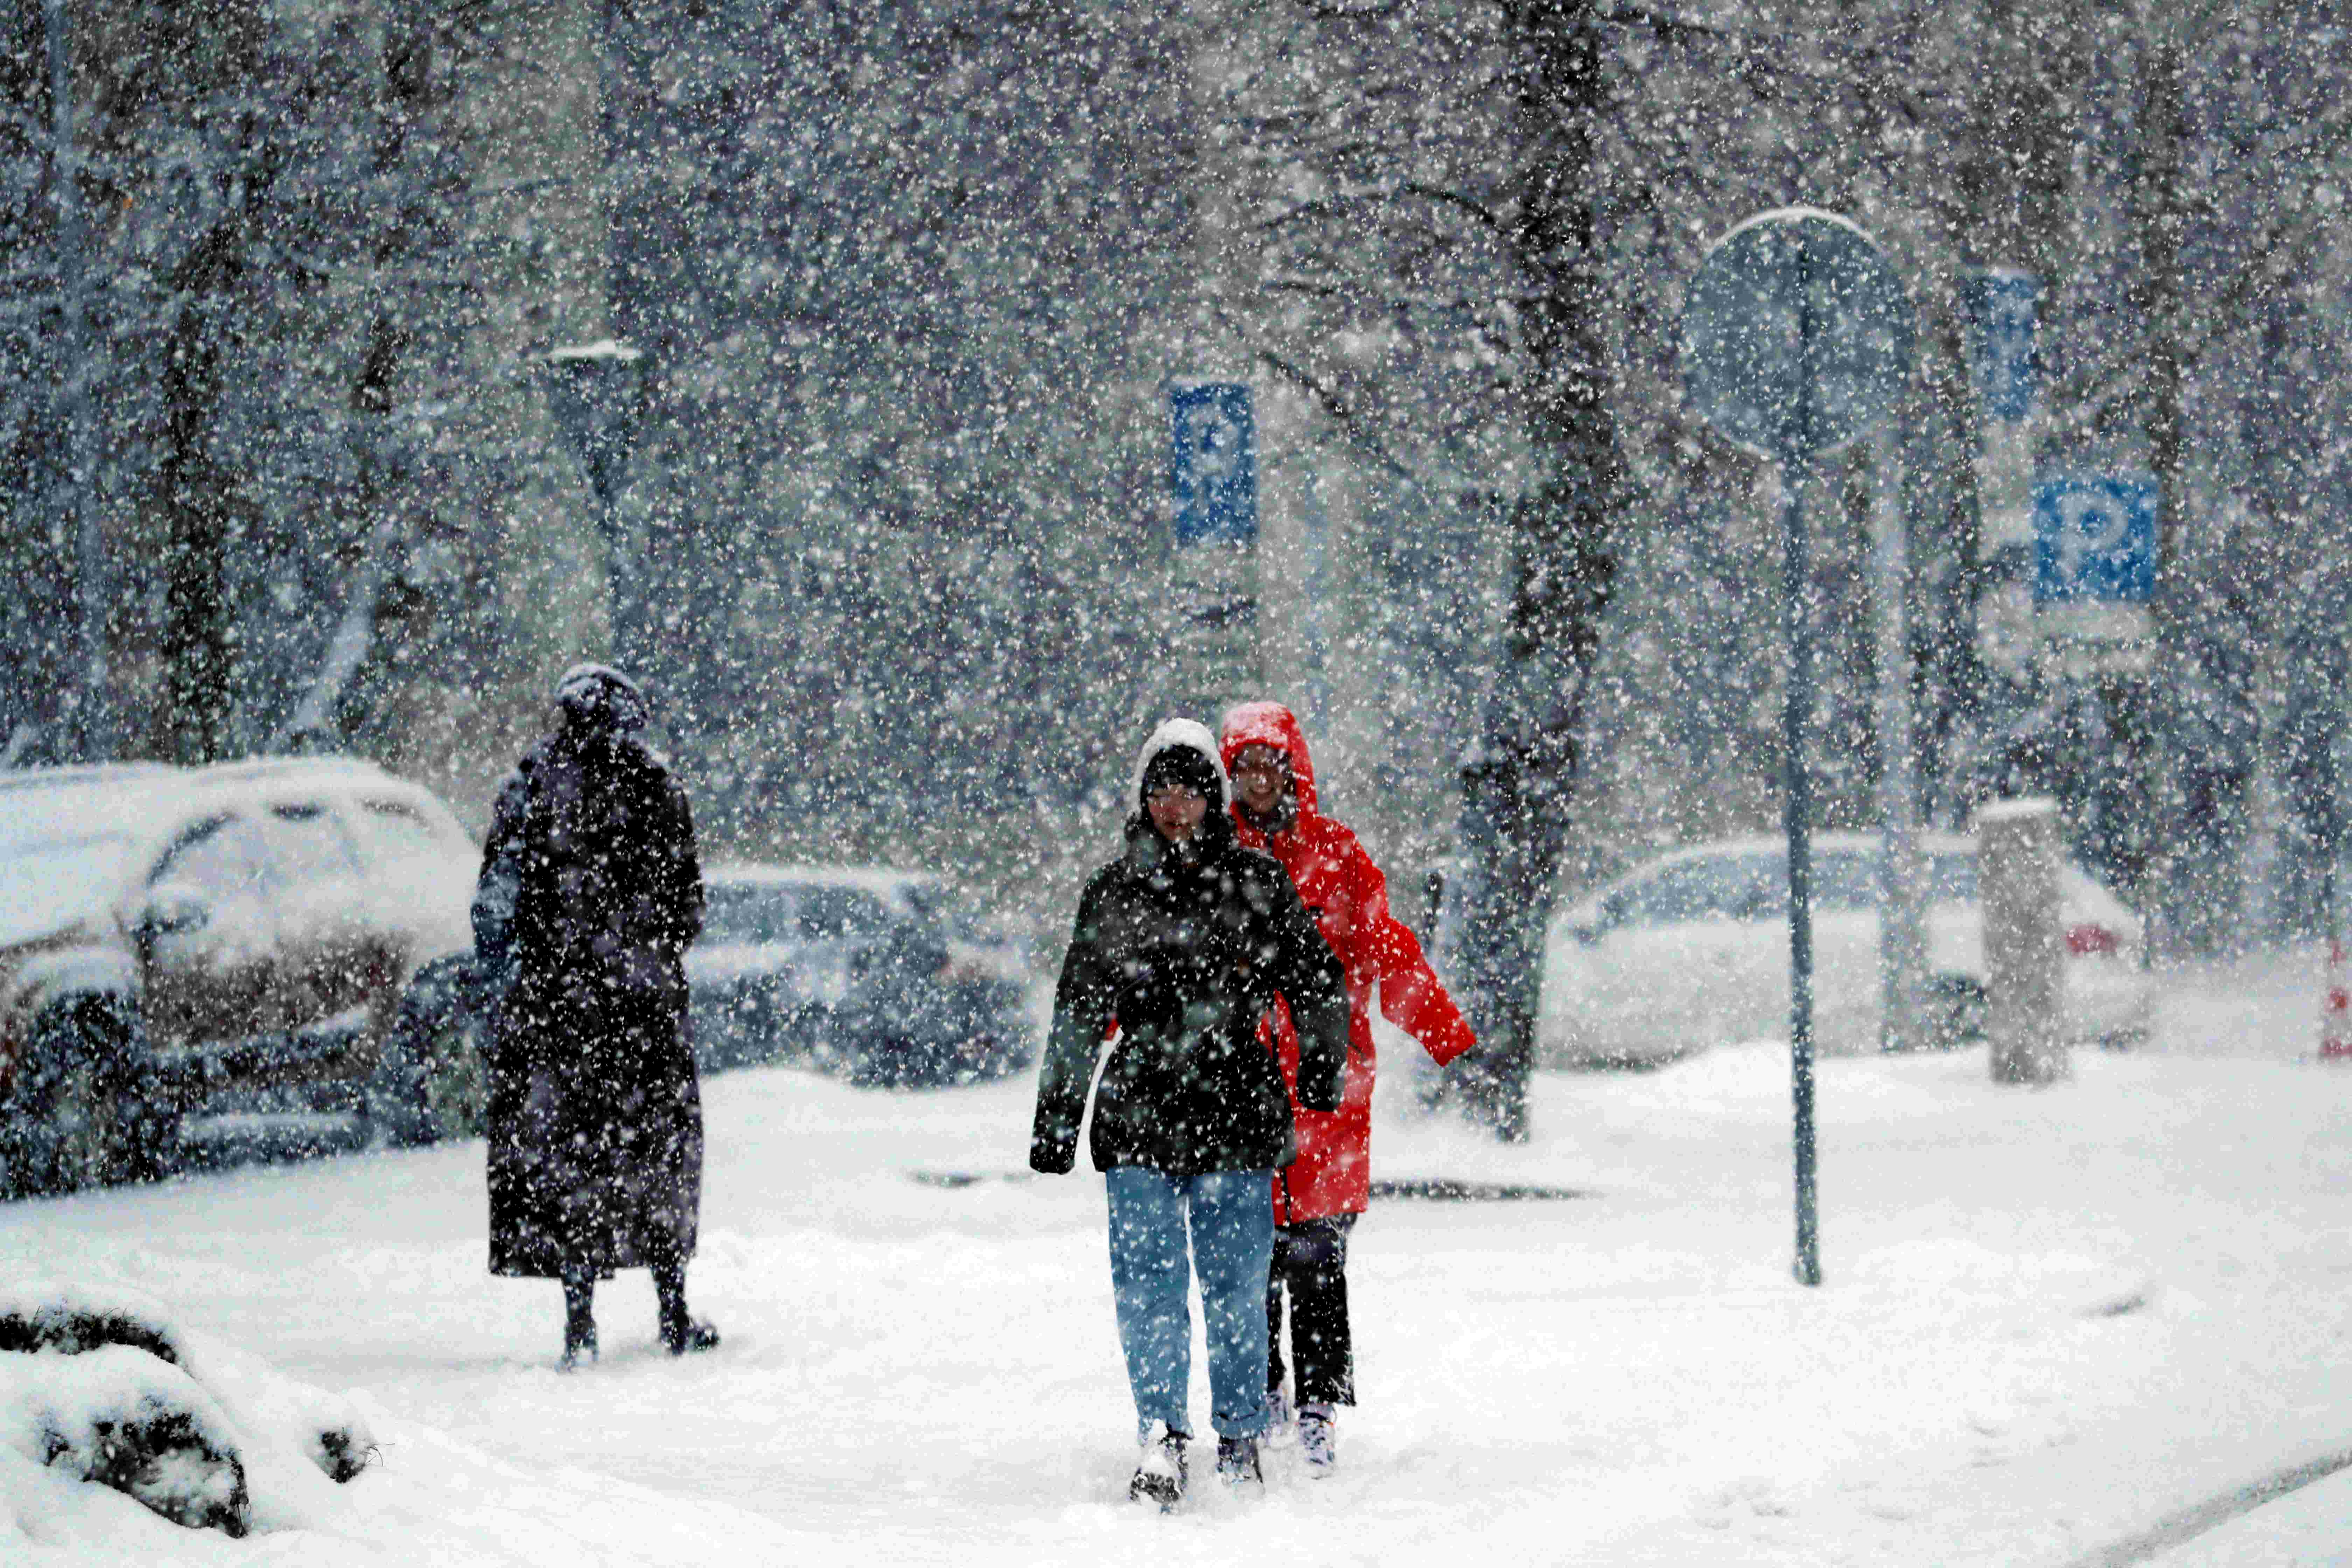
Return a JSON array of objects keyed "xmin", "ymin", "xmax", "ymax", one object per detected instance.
[{"xmin": 1220, "ymin": 702, "xmax": 1476, "ymax": 1223}]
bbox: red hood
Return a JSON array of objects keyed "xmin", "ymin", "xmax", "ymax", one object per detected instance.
[{"xmin": 1218, "ymin": 701, "xmax": 1318, "ymax": 816}]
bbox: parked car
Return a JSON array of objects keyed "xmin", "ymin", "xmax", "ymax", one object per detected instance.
[
  {"xmin": 1539, "ymin": 831, "xmax": 2152, "ymax": 1068},
  {"xmin": 686, "ymin": 864, "xmax": 1034, "ymax": 1087},
  {"xmin": 0, "ymin": 757, "xmax": 484, "ymax": 1196}
]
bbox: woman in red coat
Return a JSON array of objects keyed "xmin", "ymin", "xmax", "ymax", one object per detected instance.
[{"xmin": 1218, "ymin": 701, "xmax": 1475, "ymax": 1475}]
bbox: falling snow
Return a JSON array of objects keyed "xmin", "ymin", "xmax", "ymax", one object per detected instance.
[{"xmin": 1, "ymin": 2, "xmax": 2349, "ymax": 1561}]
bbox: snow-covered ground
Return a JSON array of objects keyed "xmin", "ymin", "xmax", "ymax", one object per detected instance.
[{"xmin": 5, "ymin": 943, "xmax": 2350, "ymax": 1566}]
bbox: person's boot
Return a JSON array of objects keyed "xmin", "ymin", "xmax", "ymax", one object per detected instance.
[
  {"xmin": 1129, "ymin": 1422, "xmax": 1187, "ymax": 1510},
  {"xmin": 653, "ymin": 1261, "xmax": 720, "ymax": 1356},
  {"xmin": 1215, "ymin": 1433, "xmax": 1263, "ymax": 1489},
  {"xmin": 1264, "ymin": 1383, "xmax": 1295, "ymax": 1441},
  {"xmin": 560, "ymin": 1276, "xmax": 598, "ymax": 1371},
  {"xmin": 660, "ymin": 1311, "xmax": 721, "ymax": 1356},
  {"xmin": 1297, "ymin": 1403, "xmax": 1337, "ymax": 1474}
]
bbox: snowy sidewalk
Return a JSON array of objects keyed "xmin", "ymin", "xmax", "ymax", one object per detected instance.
[{"xmin": 4, "ymin": 949, "xmax": 2351, "ymax": 1565}]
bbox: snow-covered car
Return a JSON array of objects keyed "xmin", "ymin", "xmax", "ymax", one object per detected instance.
[
  {"xmin": 1539, "ymin": 831, "xmax": 2152, "ymax": 1068},
  {"xmin": 0, "ymin": 757, "xmax": 482, "ymax": 1196},
  {"xmin": 686, "ymin": 864, "xmax": 1034, "ymax": 1087}
]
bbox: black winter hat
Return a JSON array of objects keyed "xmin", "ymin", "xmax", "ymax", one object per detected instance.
[{"xmin": 1140, "ymin": 744, "xmax": 1222, "ymax": 808}]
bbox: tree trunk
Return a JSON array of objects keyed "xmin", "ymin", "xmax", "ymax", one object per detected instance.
[
  {"xmin": 154, "ymin": 235, "xmax": 239, "ymax": 766},
  {"xmin": 1439, "ymin": 0, "xmax": 1615, "ymax": 1141},
  {"xmin": 127, "ymin": 3, "xmax": 268, "ymax": 766},
  {"xmin": 2130, "ymin": 21, "xmax": 2252, "ymax": 956}
]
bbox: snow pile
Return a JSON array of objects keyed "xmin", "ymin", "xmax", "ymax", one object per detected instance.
[{"xmin": 0, "ymin": 1279, "xmax": 376, "ymax": 1546}]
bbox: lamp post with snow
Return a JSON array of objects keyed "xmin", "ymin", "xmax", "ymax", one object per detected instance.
[{"xmin": 541, "ymin": 338, "xmax": 651, "ymax": 669}]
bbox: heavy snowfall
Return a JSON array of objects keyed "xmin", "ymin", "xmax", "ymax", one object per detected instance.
[{"xmin": 3, "ymin": 0, "xmax": 2351, "ymax": 1563}]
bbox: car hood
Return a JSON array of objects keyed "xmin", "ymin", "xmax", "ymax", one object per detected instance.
[
  {"xmin": 0, "ymin": 835, "xmax": 135, "ymax": 950},
  {"xmin": 0, "ymin": 930, "xmax": 138, "ymax": 1038}
]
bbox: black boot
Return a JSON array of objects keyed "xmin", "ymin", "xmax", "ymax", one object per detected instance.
[
  {"xmin": 560, "ymin": 1272, "xmax": 598, "ymax": 1370},
  {"xmin": 653, "ymin": 1258, "xmax": 719, "ymax": 1356},
  {"xmin": 662, "ymin": 1312, "xmax": 720, "ymax": 1356}
]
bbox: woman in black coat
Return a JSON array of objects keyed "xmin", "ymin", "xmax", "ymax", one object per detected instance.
[
  {"xmin": 1030, "ymin": 719, "xmax": 1348, "ymax": 1505},
  {"xmin": 472, "ymin": 664, "xmax": 718, "ymax": 1366}
]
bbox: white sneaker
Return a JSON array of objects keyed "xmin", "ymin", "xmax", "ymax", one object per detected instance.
[{"xmin": 1298, "ymin": 1403, "xmax": 1337, "ymax": 1474}]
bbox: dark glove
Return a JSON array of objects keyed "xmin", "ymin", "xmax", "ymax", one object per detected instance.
[{"xmin": 1029, "ymin": 1136, "xmax": 1076, "ymax": 1176}]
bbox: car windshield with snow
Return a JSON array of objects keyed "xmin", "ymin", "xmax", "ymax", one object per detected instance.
[
  {"xmin": 685, "ymin": 863, "xmax": 1035, "ymax": 1088},
  {"xmin": 0, "ymin": 758, "xmax": 484, "ymax": 1197},
  {"xmin": 1540, "ymin": 831, "xmax": 2152, "ymax": 1068}
]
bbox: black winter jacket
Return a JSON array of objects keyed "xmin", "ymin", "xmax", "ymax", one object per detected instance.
[
  {"xmin": 1029, "ymin": 811, "xmax": 1348, "ymax": 1177},
  {"xmin": 473, "ymin": 724, "xmax": 706, "ymax": 1278}
]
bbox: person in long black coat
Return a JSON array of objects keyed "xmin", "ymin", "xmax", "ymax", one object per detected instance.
[
  {"xmin": 472, "ymin": 663, "xmax": 718, "ymax": 1366},
  {"xmin": 1030, "ymin": 719, "xmax": 1348, "ymax": 1504}
]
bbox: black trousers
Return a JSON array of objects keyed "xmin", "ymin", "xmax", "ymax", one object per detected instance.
[{"xmin": 1265, "ymin": 1214, "xmax": 1356, "ymax": 1406}]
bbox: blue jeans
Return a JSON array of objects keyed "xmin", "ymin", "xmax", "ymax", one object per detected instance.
[{"xmin": 1105, "ymin": 1167, "xmax": 1275, "ymax": 1442}]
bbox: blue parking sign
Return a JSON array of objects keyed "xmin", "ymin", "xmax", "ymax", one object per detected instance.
[
  {"xmin": 2034, "ymin": 476, "xmax": 2158, "ymax": 604},
  {"xmin": 1170, "ymin": 383, "xmax": 1256, "ymax": 547},
  {"xmin": 1967, "ymin": 270, "xmax": 2039, "ymax": 423}
]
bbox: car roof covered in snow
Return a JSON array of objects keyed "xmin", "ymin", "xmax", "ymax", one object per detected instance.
[
  {"xmin": 0, "ymin": 756, "xmax": 473, "ymax": 948},
  {"xmin": 0, "ymin": 761, "xmax": 181, "ymax": 793},
  {"xmin": 1562, "ymin": 827, "xmax": 2136, "ymax": 931},
  {"xmin": 1, "ymin": 756, "xmax": 440, "ymax": 844}
]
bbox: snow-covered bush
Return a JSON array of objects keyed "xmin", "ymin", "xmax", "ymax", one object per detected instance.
[
  {"xmin": 1, "ymin": 1344, "xmax": 251, "ymax": 1535},
  {"xmin": 0, "ymin": 1283, "xmax": 187, "ymax": 1363},
  {"xmin": 0, "ymin": 1279, "xmax": 376, "ymax": 1541}
]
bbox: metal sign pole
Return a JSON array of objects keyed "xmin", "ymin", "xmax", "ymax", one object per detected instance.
[
  {"xmin": 1785, "ymin": 236, "xmax": 1820, "ymax": 1287},
  {"xmin": 1782, "ymin": 451, "xmax": 1821, "ymax": 1287},
  {"xmin": 1682, "ymin": 206, "xmax": 1915, "ymax": 1292}
]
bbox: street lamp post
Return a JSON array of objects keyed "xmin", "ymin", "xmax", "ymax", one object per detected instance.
[{"xmin": 541, "ymin": 338, "xmax": 650, "ymax": 669}]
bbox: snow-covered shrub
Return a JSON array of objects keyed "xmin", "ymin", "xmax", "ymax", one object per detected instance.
[
  {"xmin": 178, "ymin": 1328, "xmax": 380, "ymax": 1487},
  {"xmin": 315, "ymin": 1420, "xmax": 372, "ymax": 1484},
  {"xmin": 0, "ymin": 1278, "xmax": 379, "ymax": 1541},
  {"xmin": 0, "ymin": 1279, "xmax": 185, "ymax": 1363},
  {"xmin": 0, "ymin": 1344, "xmax": 250, "ymax": 1535}
]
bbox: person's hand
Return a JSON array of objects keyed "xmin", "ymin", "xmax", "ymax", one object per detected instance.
[{"xmin": 1029, "ymin": 1141, "xmax": 1076, "ymax": 1176}]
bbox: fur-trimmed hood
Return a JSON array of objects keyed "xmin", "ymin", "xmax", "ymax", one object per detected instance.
[{"xmin": 1127, "ymin": 718, "xmax": 1230, "ymax": 815}]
